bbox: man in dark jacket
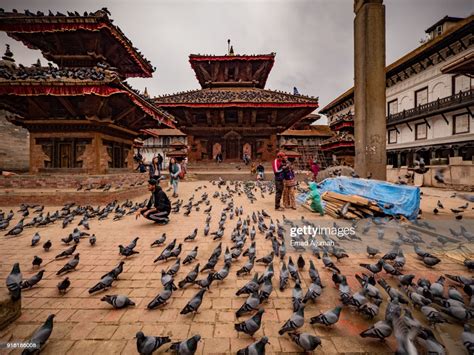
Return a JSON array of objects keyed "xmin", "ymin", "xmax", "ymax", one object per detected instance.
[{"xmin": 136, "ymin": 179, "xmax": 171, "ymax": 224}]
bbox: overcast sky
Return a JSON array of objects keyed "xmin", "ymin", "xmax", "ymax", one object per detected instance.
[{"xmin": 1, "ymin": 0, "xmax": 472, "ymax": 123}]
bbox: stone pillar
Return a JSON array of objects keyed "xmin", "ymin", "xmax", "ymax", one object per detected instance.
[{"xmin": 354, "ymin": 0, "xmax": 387, "ymax": 180}]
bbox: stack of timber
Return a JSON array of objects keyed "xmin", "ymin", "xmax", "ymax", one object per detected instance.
[{"xmin": 321, "ymin": 191, "xmax": 384, "ymax": 219}]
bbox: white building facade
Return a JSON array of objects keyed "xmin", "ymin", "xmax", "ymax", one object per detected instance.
[{"xmin": 320, "ymin": 15, "xmax": 473, "ymax": 176}]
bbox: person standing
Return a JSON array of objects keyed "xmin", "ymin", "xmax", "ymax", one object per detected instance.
[
  {"xmin": 149, "ymin": 156, "xmax": 161, "ymax": 179},
  {"xmin": 256, "ymin": 162, "xmax": 265, "ymax": 180},
  {"xmin": 272, "ymin": 152, "xmax": 287, "ymax": 211},
  {"xmin": 282, "ymin": 163, "xmax": 297, "ymax": 209},
  {"xmin": 157, "ymin": 153, "xmax": 164, "ymax": 171},
  {"xmin": 168, "ymin": 157, "xmax": 181, "ymax": 197},
  {"xmin": 310, "ymin": 159, "xmax": 320, "ymax": 181}
]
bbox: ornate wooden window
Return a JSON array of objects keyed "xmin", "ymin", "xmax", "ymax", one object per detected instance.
[
  {"xmin": 37, "ymin": 138, "xmax": 91, "ymax": 168},
  {"xmin": 103, "ymin": 140, "xmax": 131, "ymax": 168}
]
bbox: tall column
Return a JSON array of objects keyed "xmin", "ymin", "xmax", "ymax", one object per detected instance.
[{"xmin": 354, "ymin": 0, "xmax": 386, "ymax": 179}]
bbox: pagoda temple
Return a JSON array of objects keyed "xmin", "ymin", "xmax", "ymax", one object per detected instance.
[
  {"xmin": 154, "ymin": 50, "xmax": 319, "ymax": 161},
  {"xmin": 320, "ymin": 112, "xmax": 355, "ymax": 165},
  {"xmin": 0, "ymin": 9, "xmax": 174, "ymax": 174}
]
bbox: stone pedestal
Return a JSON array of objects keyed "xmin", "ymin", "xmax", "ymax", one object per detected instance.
[
  {"xmin": 354, "ymin": 0, "xmax": 387, "ymax": 180},
  {"xmin": 0, "ymin": 287, "xmax": 21, "ymax": 330}
]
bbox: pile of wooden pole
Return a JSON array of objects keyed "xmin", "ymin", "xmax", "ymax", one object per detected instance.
[{"xmin": 321, "ymin": 191, "xmax": 384, "ymax": 219}]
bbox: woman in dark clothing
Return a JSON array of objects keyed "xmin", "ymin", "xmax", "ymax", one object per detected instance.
[
  {"xmin": 157, "ymin": 154, "xmax": 164, "ymax": 171},
  {"xmin": 168, "ymin": 157, "xmax": 181, "ymax": 197},
  {"xmin": 136, "ymin": 160, "xmax": 147, "ymax": 173},
  {"xmin": 149, "ymin": 156, "xmax": 161, "ymax": 179}
]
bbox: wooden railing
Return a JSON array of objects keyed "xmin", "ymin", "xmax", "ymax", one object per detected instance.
[{"xmin": 387, "ymin": 88, "xmax": 474, "ymax": 124}]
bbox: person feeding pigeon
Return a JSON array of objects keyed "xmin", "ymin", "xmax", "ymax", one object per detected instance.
[
  {"xmin": 273, "ymin": 151, "xmax": 287, "ymax": 211},
  {"xmin": 136, "ymin": 179, "xmax": 171, "ymax": 224},
  {"xmin": 306, "ymin": 181, "xmax": 324, "ymax": 215},
  {"xmin": 282, "ymin": 162, "xmax": 297, "ymax": 209}
]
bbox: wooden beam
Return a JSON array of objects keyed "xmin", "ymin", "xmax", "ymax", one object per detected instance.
[
  {"xmin": 206, "ymin": 110, "xmax": 212, "ymax": 126},
  {"xmin": 406, "ymin": 122, "xmax": 413, "ymax": 132},
  {"xmin": 28, "ymin": 97, "xmax": 48, "ymax": 117},
  {"xmin": 458, "ymin": 39, "xmax": 467, "ymax": 50},
  {"xmin": 114, "ymin": 106, "xmax": 135, "ymax": 122},
  {"xmin": 423, "ymin": 117, "xmax": 431, "ymax": 129},
  {"xmin": 467, "ymin": 107, "xmax": 473, "ymax": 118},
  {"xmin": 251, "ymin": 110, "xmax": 257, "ymax": 125},
  {"xmin": 441, "ymin": 113, "xmax": 449, "ymax": 125},
  {"xmin": 436, "ymin": 51, "xmax": 446, "ymax": 62},
  {"xmin": 270, "ymin": 110, "xmax": 277, "ymax": 125},
  {"xmin": 57, "ymin": 97, "xmax": 78, "ymax": 117},
  {"xmin": 238, "ymin": 110, "xmax": 244, "ymax": 125},
  {"xmin": 395, "ymin": 126, "xmax": 400, "ymax": 134}
]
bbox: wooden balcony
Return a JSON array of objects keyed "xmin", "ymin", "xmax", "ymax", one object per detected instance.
[{"xmin": 387, "ymin": 88, "xmax": 474, "ymax": 125}]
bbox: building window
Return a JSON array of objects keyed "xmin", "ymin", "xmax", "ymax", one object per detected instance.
[
  {"xmin": 453, "ymin": 75, "xmax": 473, "ymax": 95},
  {"xmin": 388, "ymin": 129, "xmax": 397, "ymax": 144},
  {"xmin": 162, "ymin": 137, "xmax": 171, "ymax": 146},
  {"xmin": 415, "ymin": 122, "xmax": 427, "ymax": 140},
  {"xmin": 225, "ymin": 110, "xmax": 238, "ymax": 124},
  {"xmin": 387, "ymin": 99, "xmax": 398, "ymax": 115},
  {"xmin": 453, "ymin": 114, "xmax": 470, "ymax": 134},
  {"xmin": 415, "ymin": 87, "xmax": 428, "ymax": 107}
]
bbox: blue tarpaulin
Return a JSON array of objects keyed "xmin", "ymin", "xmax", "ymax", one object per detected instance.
[{"xmin": 317, "ymin": 177, "xmax": 420, "ymax": 220}]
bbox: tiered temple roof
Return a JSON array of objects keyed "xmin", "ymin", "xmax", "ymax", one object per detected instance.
[
  {"xmin": 320, "ymin": 131, "xmax": 355, "ymax": 151},
  {"xmin": 0, "ymin": 8, "xmax": 154, "ymax": 78}
]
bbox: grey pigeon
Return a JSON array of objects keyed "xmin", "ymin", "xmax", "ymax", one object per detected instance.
[
  {"xmin": 101, "ymin": 294, "xmax": 135, "ymax": 309},
  {"xmin": 169, "ymin": 334, "xmax": 201, "ymax": 355},
  {"xmin": 21, "ymin": 270, "xmax": 44, "ymax": 289},
  {"xmin": 279, "ymin": 262, "xmax": 289, "ymax": 291},
  {"xmin": 180, "ymin": 289, "xmax": 206, "ymax": 314},
  {"xmin": 88, "ymin": 274, "xmax": 114, "ymax": 293},
  {"xmin": 31, "ymin": 232, "xmax": 41, "ymax": 246},
  {"xmin": 32, "ymin": 255, "xmax": 43, "ymax": 268},
  {"xmin": 102, "ymin": 261, "xmax": 125, "ymax": 280},
  {"xmin": 6, "ymin": 262, "xmax": 22, "ymax": 301},
  {"xmin": 417, "ymin": 328, "xmax": 446, "ymax": 355},
  {"xmin": 148, "ymin": 284, "xmax": 174, "ymax": 309},
  {"xmin": 57, "ymin": 277, "xmax": 70, "ymax": 294},
  {"xmin": 183, "ymin": 247, "xmax": 198, "ymax": 264},
  {"xmin": 136, "ymin": 331, "xmax": 171, "ymax": 355},
  {"xmin": 235, "ymin": 308, "xmax": 264, "ymax": 336},
  {"xmin": 236, "ymin": 273, "xmax": 259, "ymax": 295},
  {"xmin": 166, "ymin": 258, "xmax": 181, "ymax": 276},
  {"xmin": 56, "ymin": 253, "xmax": 80, "ymax": 275},
  {"xmin": 237, "ymin": 256, "xmax": 255, "ymax": 276},
  {"xmin": 461, "ymin": 324, "xmax": 474, "ymax": 355},
  {"xmin": 310, "ymin": 305, "xmax": 342, "ymax": 326},
  {"xmin": 360, "ymin": 320, "xmax": 392, "ymax": 340},
  {"xmin": 288, "ymin": 332, "xmax": 322, "ymax": 351},
  {"xmin": 151, "ymin": 233, "xmax": 166, "ymax": 247},
  {"xmin": 279, "ymin": 304, "xmax": 305, "ymax": 334},
  {"xmin": 236, "ymin": 291, "xmax": 260, "ymax": 317},
  {"xmin": 236, "ymin": 336, "xmax": 269, "ymax": 355},
  {"xmin": 43, "ymin": 240, "xmax": 52, "ymax": 251},
  {"xmin": 55, "ymin": 244, "xmax": 77, "ymax": 259},
  {"xmin": 178, "ymin": 264, "xmax": 200, "ymax": 288},
  {"xmin": 22, "ymin": 314, "xmax": 55, "ymax": 354}
]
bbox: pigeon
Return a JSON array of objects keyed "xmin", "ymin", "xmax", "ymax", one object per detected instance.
[
  {"xmin": 160, "ymin": 270, "xmax": 178, "ymax": 290},
  {"xmin": 184, "ymin": 228, "xmax": 198, "ymax": 242},
  {"xmin": 180, "ymin": 289, "xmax": 206, "ymax": 314},
  {"xmin": 22, "ymin": 314, "xmax": 55, "ymax": 354},
  {"xmin": 42, "ymin": 239, "xmax": 52, "ymax": 251},
  {"xmin": 151, "ymin": 233, "xmax": 167, "ymax": 247},
  {"xmin": 461, "ymin": 324, "xmax": 474, "ymax": 355},
  {"xmin": 6, "ymin": 262, "xmax": 22, "ymax": 301},
  {"xmin": 279, "ymin": 304, "xmax": 305, "ymax": 335},
  {"xmin": 322, "ymin": 252, "xmax": 340, "ymax": 273},
  {"xmin": 417, "ymin": 328, "xmax": 447, "ymax": 354},
  {"xmin": 88, "ymin": 274, "xmax": 114, "ymax": 293},
  {"xmin": 32, "ymin": 255, "xmax": 43, "ymax": 268},
  {"xmin": 279, "ymin": 262, "xmax": 289, "ymax": 291},
  {"xmin": 135, "ymin": 331, "xmax": 171, "ymax": 355},
  {"xmin": 5, "ymin": 219, "xmax": 24, "ymax": 236},
  {"xmin": 178, "ymin": 264, "xmax": 200, "ymax": 288},
  {"xmin": 101, "ymin": 294, "xmax": 135, "ymax": 309},
  {"xmin": 297, "ymin": 254, "xmax": 305, "ymax": 269},
  {"xmin": 421, "ymin": 306, "xmax": 449, "ymax": 325},
  {"xmin": 366, "ymin": 245, "xmax": 380, "ymax": 258},
  {"xmin": 169, "ymin": 334, "xmax": 201, "ymax": 355},
  {"xmin": 102, "ymin": 261, "xmax": 125, "ymax": 280},
  {"xmin": 310, "ymin": 305, "xmax": 342, "ymax": 326},
  {"xmin": 183, "ymin": 247, "xmax": 198, "ymax": 265},
  {"xmin": 166, "ymin": 258, "xmax": 181, "ymax": 276},
  {"xmin": 57, "ymin": 277, "xmax": 70, "ymax": 294},
  {"xmin": 235, "ymin": 308, "xmax": 264, "ymax": 336},
  {"xmin": 236, "ymin": 291, "xmax": 261, "ymax": 317},
  {"xmin": 423, "ymin": 255, "xmax": 441, "ymax": 267},
  {"xmin": 55, "ymin": 244, "xmax": 77, "ymax": 259},
  {"xmin": 237, "ymin": 256, "xmax": 255, "ymax": 276},
  {"xmin": 213, "ymin": 262, "xmax": 231, "ymax": 281},
  {"xmin": 21, "ymin": 269, "xmax": 45, "ymax": 290},
  {"xmin": 119, "ymin": 245, "xmax": 139, "ymax": 257},
  {"xmin": 258, "ymin": 278, "xmax": 273, "ymax": 302},
  {"xmin": 360, "ymin": 320, "xmax": 392, "ymax": 340},
  {"xmin": 89, "ymin": 234, "xmax": 96, "ymax": 246},
  {"xmin": 236, "ymin": 336, "xmax": 269, "ymax": 355},
  {"xmin": 292, "ymin": 281, "xmax": 304, "ymax": 312},
  {"xmin": 303, "ymin": 281, "xmax": 322, "ymax": 303},
  {"xmin": 256, "ymin": 251, "xmax": 274, "ymax": 265},
  {"xmin": 147, "ymin": 284, "xmax": 174, "ymax": 309},
  {"xmin": 359, "ymin": 260, "xmax": 383, "ymax": 274},
  {"xmin": 236, "ymin": 273, "xmax": 260, "ymax": 295},
  {"xmin": 288, "ymin": 332, "xmax": 322, "ymax": 352},
  {"xmin": 31, "ymin": 232, "xmax": 41, "ymax": 246},
  {"xmin": 56, "ymin": 253, "xmax": 80, "ymax": 275}
]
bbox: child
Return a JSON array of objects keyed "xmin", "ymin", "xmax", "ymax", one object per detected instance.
[
  {"xmin": 282, "ymin": 163, "xmax": 297, "ymax": 209},
  {"xmin": 306, "ymin": 182, "xmax": 324, "ymax": 216}
]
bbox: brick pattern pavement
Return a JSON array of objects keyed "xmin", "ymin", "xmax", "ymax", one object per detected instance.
[{"xmin": 0, "ymin": 181, "xmax": 472, "ymax": 354}]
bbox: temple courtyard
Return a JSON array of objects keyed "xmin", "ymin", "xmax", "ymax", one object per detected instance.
[{"xmin": 0, "ymin": 179, "xmax": 473, "ymax": 354}]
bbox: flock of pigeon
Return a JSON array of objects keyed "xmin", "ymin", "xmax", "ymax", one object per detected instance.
[{"xmin": 2, "ymin": 179, "xmax": 474, "ymax": 354}]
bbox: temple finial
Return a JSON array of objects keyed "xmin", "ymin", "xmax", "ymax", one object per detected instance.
[{"xmin": 3, "ymin": 44, "xmax": 14, "ymax": 62}]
